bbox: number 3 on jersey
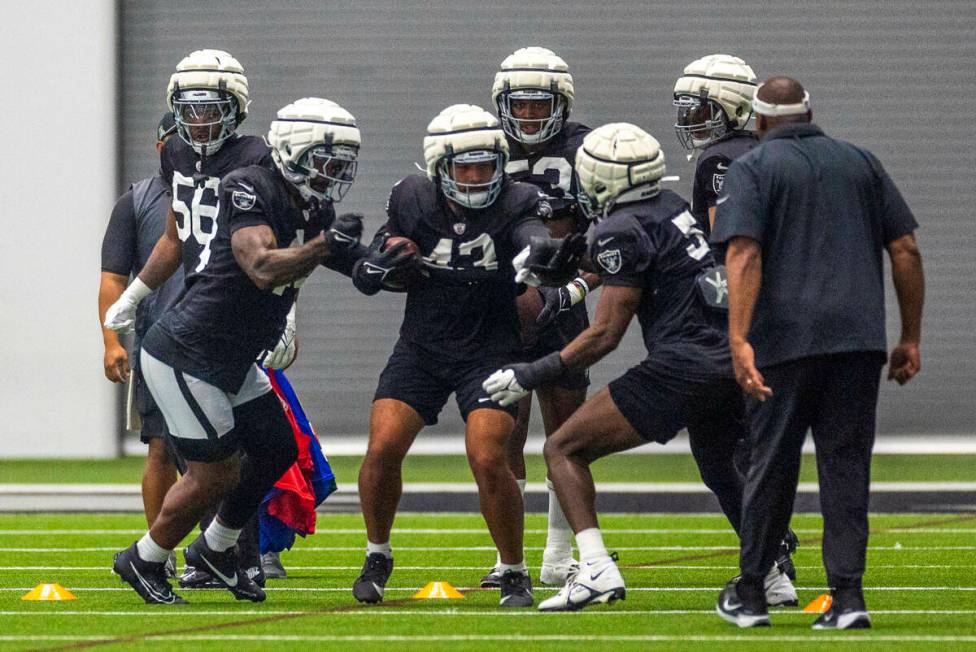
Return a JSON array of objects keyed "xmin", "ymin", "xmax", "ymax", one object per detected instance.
[{"xmin": 172, "ymin": 172, "xmax": 220, "ymax": 272}]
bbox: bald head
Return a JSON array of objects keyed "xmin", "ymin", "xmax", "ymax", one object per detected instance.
[{"xmin": 755, "ymin": 75, "xmax": 812, "ymax": 135}]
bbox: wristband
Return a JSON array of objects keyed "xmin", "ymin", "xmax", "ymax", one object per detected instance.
[{"xmin": 566, "ymin": 277, "xmax": 589, "ymax": 306}]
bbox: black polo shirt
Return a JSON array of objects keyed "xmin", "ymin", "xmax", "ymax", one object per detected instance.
[{"xmin": 711, "ymin": 123, "xmax": 917, "ymax": 367}]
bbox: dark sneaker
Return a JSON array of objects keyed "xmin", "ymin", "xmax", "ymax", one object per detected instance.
[
  {"xmin": 813, "ymin": 588, "xmax": 871, "ymax": 630},
  {"xmin": 164, "ymin": 551, "xmax": 177, "ymax": 579},
  {"xmin": 777, "ymin": 528, "xmax": 799, "ymax": 581},
  {"xmin": 261, "ymin": 551, "xmax": 287, "ymax": 579},
  {"xmin": 183, "ymin": 534, "xmax": 266, "ymax": 602},
  {"xmin": 113, "ymin": 542, "xmax": 186, "ymax": 605},
  {"xmin": 178, "ymin": 565, "xmax": 222, "ymax": 589},
  {"xmin": 353, "ymin": 553, "xmax": 394, "ymax": 604},
  {"xmin": 245, "ymin": 565, "xmax": 266, "ymax": 588},
  {"xmin": 499, "ymin": 569, "xmax": 533, "ymax": 608},
  {"xmin": 716, "ymin": 578, "xmax": 770, "ymax": 628},
  {"xmin": 480, "ymin": 566, "xmax": 501, "ymax": 589}
]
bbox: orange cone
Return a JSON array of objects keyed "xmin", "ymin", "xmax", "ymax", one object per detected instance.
[
  {"xmin": 22, "ymin": 583, "xmax": 76, "ymax": 601},
  {"xmin": 803, "ymin": 593, "xmax": 832, "ymax": 613},
  {"xmin": 412, "ymin": 581, "xmax": 464, "ymax": 599}
]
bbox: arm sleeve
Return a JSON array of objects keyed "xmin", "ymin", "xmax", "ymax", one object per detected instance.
[
  {"xmin": 873, "ymin": 157, "xmax": 918, "ymax": 243},
  {"xmin": 710, "ymin": 160, "xmax": 765, "ymax": 244},
  {"xmin": 589, "ymin": 216, "xmax": 653, "ymax": 287},
  {"xmin": 695, "ymin": 154, "xmax": 732, "ymax": 209},
  {"xmin": 100, "ymin": 190, "xmax": 138, "ymax": 275}
]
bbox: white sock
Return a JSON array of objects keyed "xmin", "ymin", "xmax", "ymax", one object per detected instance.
[
  {"xmin": 495, "ymin": 478, "xmax": 528, "ymax": 568},
  {"xmin": 498, "ymin": 560, "xmax": 526, "ymax": 574},
  {"xmin": 576, "ymin": 527, "xmax": 610, "ymax": 564},
  {"xmin": 544, "ymin": 478, "xmax": 573, "ymax": 558},
  {"xmin": 204, "ymin": 519, "xmax": 242, "ymax": 553},
  {"xmin": 367, "ymin": 540, "xmax": 392, "ymax": 559},
  {"xmin": 136, "ymin": 532, "xmax": 171, "ymax": 563}
]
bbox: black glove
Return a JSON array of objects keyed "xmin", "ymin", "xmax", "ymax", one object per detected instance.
[
  {"xmin": 351, "ymin": 241, "xmax": 419, "ymax": 296},
  {"xmin": 526, "ymin": 233, "xmax": 586, "ymax": 286},
  {"xmin": 326, "ymin": 212, "xmax": 364, "ymax": 254},
  {"xmin": 536, "ymin": 286, "xmax": 572, "ymax": 329}
]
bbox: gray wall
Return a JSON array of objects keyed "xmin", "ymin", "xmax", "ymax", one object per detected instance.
[{"xmin": 120, "ymin": 0, "xmax": 976, "ymax": 436}]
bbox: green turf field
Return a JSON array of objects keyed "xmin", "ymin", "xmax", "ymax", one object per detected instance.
[
  {"xmin": 0, "ymin": 512, "xmax": 973, "ymax": 651},
  {"xmin": 3, "ymin": 454, "xmax": 976, "ymax": 484}
]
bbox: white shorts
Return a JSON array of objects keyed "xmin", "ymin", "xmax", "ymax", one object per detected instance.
[{"xmin": 139, "ymin": 350, "xmax": 272, "ymax": 459}]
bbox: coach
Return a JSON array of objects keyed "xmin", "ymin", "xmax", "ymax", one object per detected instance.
[{"xmin": 711, "ymin": 76, "xmax": 924, "ymax": 629}]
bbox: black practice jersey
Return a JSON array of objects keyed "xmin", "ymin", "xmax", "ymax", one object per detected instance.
[
  {"xmin": 589, "ymin": 190, "xmax": 731, "ymax": 379},
  {"xmin": 144, "ymin": 165, "xmax": 360, "ymax": 392},
  {"xmin": 692, "ymin": 132, "xmax": 758, "ymax": 237},
  {"xmin": 505, "ymin": 122, "xmax": 590, "ymax": 230},
  {"xmin": 379, "ymin": 175, "xmax": 550, "ymax": 362},
  {"xmin": 160, "ymin": 134, "xmax": 274, "ymax": 282}
]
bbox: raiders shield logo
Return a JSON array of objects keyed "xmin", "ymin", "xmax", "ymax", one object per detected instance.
[
  {"xmin": 453, "ymin": 222, "xmax": 466, "ymax": 235},
  {"xmin": 232, "ymin": 190, "xmax": 256, "ymax": 211},
  {"xmin": 536, "ymin": 198, "xmax": 553, "ymax": 220},
  {"xmin": 596, "ymin": 248, "xmax": 622, "ymax": 275},
  {"xmin": 712, "ymin": 173, "xmax": 725, "ymax": 194}
]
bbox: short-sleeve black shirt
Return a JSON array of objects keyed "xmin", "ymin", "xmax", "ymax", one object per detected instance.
[{"xmin": 711, "ymin": 123, "xmax": 918, "ymax": 367}]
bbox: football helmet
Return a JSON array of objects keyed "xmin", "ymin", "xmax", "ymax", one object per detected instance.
[
  {"xmin": 167, "ymin": 49, "xmax": 250, "ymax": 156},
  {"xmin": 492, "ymin": 47, "xmax": 574, "ymax": 145},
  {"xmin": 672, "ymin": 54, "xmax": 757, "ymax": 150},
  {"xmin": 423, "ymin": 104, "xmax": 509, "ymax": 209},
  {"xmin": 267, "ymin": 97, "xmax": 361, "ymax": 203},
  {"xmin": 575, "ymin": 123, "xmax": 665, "ymax": 221}
]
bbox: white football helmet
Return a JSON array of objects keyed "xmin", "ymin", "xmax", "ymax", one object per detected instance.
[
  {"xmin": 423, "ymin": 104, "xmax": 509, "ymax": 209},
  {"xmin": 167, "ymin": 49, "xmax": 250, "ymax": 156},
  {"xmin": 575, "ymin": 123, "xmax": 665, "ymax": 221},
  {"xmin": 672, "ymin": 54, "xmax": 757, "ymax": 150},
  {"xmin": 267, "ymin": 98, "xmax": 361, "ymax": 203},
  {"xmin": 492, "ymin": 47, "xmax": 575, "ymax": 145}
]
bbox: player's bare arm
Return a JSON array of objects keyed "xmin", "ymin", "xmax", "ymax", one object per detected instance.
[
  {"xmin": 231, "ymin": 223, "xmax": 329, "ymax": 291},
  {"xmin": 98, "ymin": 271, "xmax": 130, "ymax": 382},
  {"xmin": 725, "ymin": 235, "xmax": 772, "ymax": 400},
  {"xmin": 886, "ymin": 232, "xmax": 924, "ymax": 384},
  {"xmin": 559, "ymin": 285, "xmax": 640, "ymax": 371}
]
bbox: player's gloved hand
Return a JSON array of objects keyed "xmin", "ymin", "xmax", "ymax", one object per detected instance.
[
  {"xmin": 482, "ymin": 352, "xmax": 566, "ymax": 406},
  {"xmin": 326, "ymin": 212, "xmax": 364, "ymax": 255},
  {"xmin": 514, "ymin": 234, "xmax": 586, "ymax": 287},
  {"xmin": 104, "ymin": 278, "xmax": 152, "ymax": 334},
  {"xmin": 351, "ymin": 241, "xmax": 419, "ymax": 296},
  {"xmin": 536, "ymin": 277, "xmax": 590, "ymax": 328},
  {"xmin": 262, "ymin": 303, "xmax": 297, "ymax": 369}
]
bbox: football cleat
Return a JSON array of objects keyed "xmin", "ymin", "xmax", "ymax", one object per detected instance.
[
  {"xmin": 777, "ymin": 528, "xmax": 799, "ymax": 581},
  {"xmin": 113, "ymin": 542, "xmax": 186, "ymax": 605},
  {"xmin": 183, "ymin": 534, "xmax": 266, "ymax": 602},
  {"xmin": 813, "ymin": 588, "xmax": 871, "ymax": 630},
  {"xmin": 480, "ymin": 566, "xmax": 501, "ymax": 589},
  {"xmin": 539, "ymin": 555, "xmax": 578, "ymax": 586},
  {"xmin": 178, "ymin": 564, "xmax": 222, "ymax": 589},
  {"xmin": 353, "ymin": 553, "xmax": 394, "ymax": 604},
  {"xmin": 715, "ymin": 578, "xmax": 770, "ymax": 628},
  {"xmin": 261, "ymin": 551, "xmax": 287, "ymax": 579},
  {"xmin": 764, "ymin": 562, "xmax": 799, "ymax": 607},
  {"xmin": 245, "ymin": 565, "xmax": 266, "ymax": 588},
  {"xmin": 499, "ymin": 569, "xmax": 533, "ymax": 608},
  {"xmin": 164, "ymin": 551, "xmax": 177, "ymax": 579},
  {"xmin": 538, "ymin": 556, "xmax": 625, "ymax": 612}
]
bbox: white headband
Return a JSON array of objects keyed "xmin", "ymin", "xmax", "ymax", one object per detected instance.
[{"xmin": 752, "ymin": 88, "xmax": 811, "ymax": 117}]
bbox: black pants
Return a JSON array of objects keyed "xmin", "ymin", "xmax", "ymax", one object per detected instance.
[{"xmin": 739, "ymin": 351, "xmax": 883, "ymax": 590}]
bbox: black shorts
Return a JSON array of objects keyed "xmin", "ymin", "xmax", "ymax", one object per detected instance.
[
  {"xmin": 523, "ymin": 302, "xmax": 590, "ymax": 390},
  {"xmin": 608, "ymin": 361, "xmax": 745, "ymax": 444},
  {"xmin": 374, "ymin": 339, "xmax": 519, "ymax": 426}
]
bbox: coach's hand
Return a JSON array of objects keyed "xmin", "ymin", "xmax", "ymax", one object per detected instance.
[
  {"xmin": 887, "ymin": 341, "xmax": 920, "ymax": 385},
  {"xmin": 731, "ymin": 340, "xmax": 772, "ymax": 401},
  {"xmin": 103, "ymin": 343, "xmax": 130, "ymax": 383}
]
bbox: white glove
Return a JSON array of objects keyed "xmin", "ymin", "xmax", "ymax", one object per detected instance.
[
  {"xmin": 104, "ymin": 278, "xmax": 152, "ymax": 334},
  {"xmin": 262, "ymin": 303, "xmax": 297, "ymax": 369},
  {"xmin": 483, "ymin": 368, "xmax": 529, "ymax": 407},
  {"xmin": 512, "ymin": 246, "xmax": 542, "ymax": 287}
]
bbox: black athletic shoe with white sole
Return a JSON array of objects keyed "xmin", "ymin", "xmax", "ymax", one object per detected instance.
[
  {"xmin": 777, "ymin": 528, "xmax": 799, "ymax": 581},
  {"xmin": 499, "ymin": 569, "xmax": 533, "ymax": 608},
  {"xmin": 716, "ymin": 579, "xmax": 770, "ymax": 628},
  {"xmin": 113, "ymin": 542, "xmax": 186, "ymax": 605},
  {"xmin": 183, "ymin": 534, "xmax": 266, "ymax": 602},
  {"xmin": 178, "ymin": 565, "xmax": 222, "ymax": 589},
  {"xmin": 480, "ymin": 566, "xmax": 501, "ymax": 589},
  {"xmin": 813, "ymin": 588, "xmax": 871, "ymax": 630},
  {"xmin": 353, "ymin": 553, "xmax": 394, "ymax": 604}
]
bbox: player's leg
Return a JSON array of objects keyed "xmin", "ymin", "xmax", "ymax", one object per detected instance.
[
  {"xmin": 535, "ymin": 382, "xmax": 587, "ymax": 584},
  {"xmin": 538, "ymin": 387, "xmax": 642, "ymax": 611},
  {"xmin": 140, "ymin": 430, "xmax": 178, "ymax": 528},
  {"xmin": 809, "ymin": 352, "xmax": 882, "ymax": 630}
]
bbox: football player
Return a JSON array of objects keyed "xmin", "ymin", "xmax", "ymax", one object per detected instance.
[
  {"xmin": 673, "ymin": 54, "xmax": 758, "ymax": 239},
  {"xmin": 484, "ymin": 46, "xmax": 599, "ymax": 587},
  {"xmin": 483, "ymin": 123, "xmax": 797, "ymax": 611},
  {"xmin": 104, "ymin": 96, "xmax": 366, "ymax": 604},
  {"xmin": 349, "ymin": 104, "xmax": 580, "ymax": 608}
]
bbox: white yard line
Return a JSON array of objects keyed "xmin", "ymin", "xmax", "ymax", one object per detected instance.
[
  {"xmin": 4, "ymin": 545, "xmax": 976, "ymax": 553},
  {"xmin": 2, "ymin": 634, "xmax": 975, "ymax": 643}
]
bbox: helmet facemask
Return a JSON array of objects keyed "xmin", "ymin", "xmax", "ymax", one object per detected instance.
[
  {"xmin": 497, "ymin": 82, "xmax": 566, "ymax": 145},
  {"xmin": 673, "ymin": 90, "xmax": 734, "ymax": 150},
  {"xmin": 438, "ymin": 147, "xmax": 505, "ymax": 209},
  {"xmin": 172, "ymin": 86, "xmax": 239, "ymax": 156},
  {"xmin": 283, "ymin": 140, "xmax": 358, "ymax": 203}
]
